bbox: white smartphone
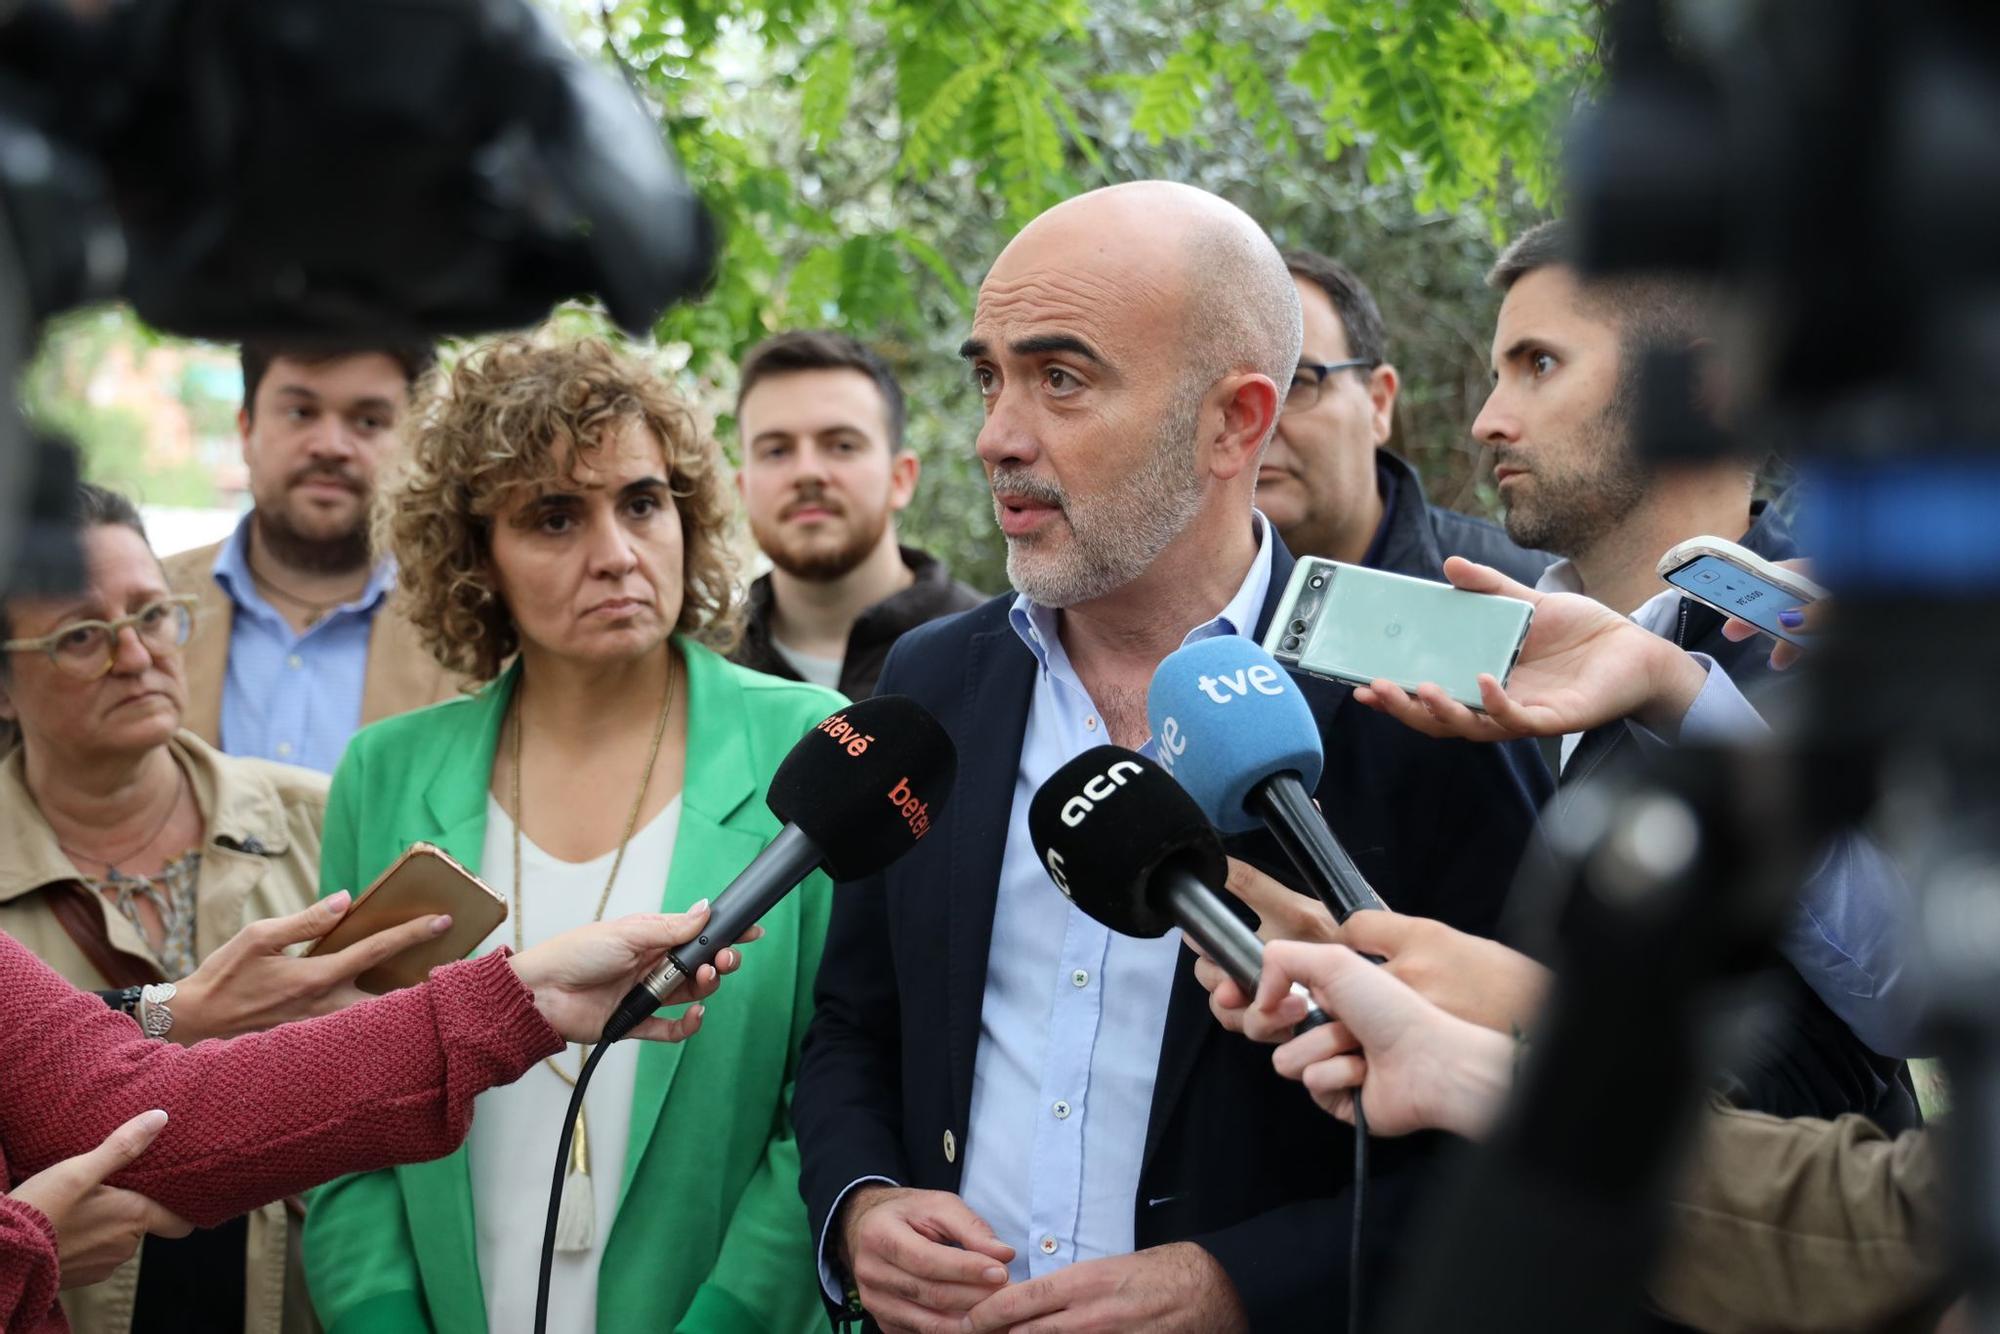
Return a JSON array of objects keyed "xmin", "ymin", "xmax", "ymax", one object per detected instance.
[
  {"xmin": 1655, "ymin": 535, "xmax": 1824, "ymax": 648},
  {"xmin": 1264, "ymin": 557, "xmax": 1534, "ymax": 710}
]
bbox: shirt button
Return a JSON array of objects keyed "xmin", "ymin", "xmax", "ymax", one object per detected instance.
[
  {"xmin": 1052, "ymin": 1100, "xmax": 1071, "ymax": 1120},
  {"xmin": 275, "ymin": 742, "xmax": 293, "ymax": 758},
  {"xmin": 1085, "ymin": 716, "xmax": 1098, "ymax": 731},
  {"xmin": 1039, "ymin": 1236, "xmax": 1058, "ymax": 1256},
  {"xmin": 286, "ymin": 654, "xmax": 303, "ymax": 670},
  {"xmin": 1071, "ymin": 969, "xmax": 1090, "ymax": 988},
  {"xmin": 943, "ymin": 1130, "xmax": 956, "ymax": 1164}
]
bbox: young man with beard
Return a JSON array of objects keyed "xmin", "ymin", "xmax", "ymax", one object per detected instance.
[
  {"xmin": 1464, "ymin": 220, "xmax": 1917, "ymax": 1114},
  {"xmin": 793, "ymin": 182, "xmax": 1551, "ymax": 1333},
  {"xmin": 729, "ymin": 331, "xmax": 982, "ymax": 699},
  {"xmin": 1259, "ymin": 248, "xmax": 1550, "ymax": 587},
  {"xmin": 163, "ymin": 342, "xmax": 458, "ymax": 774}
]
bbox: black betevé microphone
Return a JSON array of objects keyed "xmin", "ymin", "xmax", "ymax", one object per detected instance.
[
  {"xmin": 598, "ymin": 694, "xmax": 955, "ymax": 1043},
  {"xmin": 1027, "ymin": 744, "xmax": 1331, "ymax": 1030}
]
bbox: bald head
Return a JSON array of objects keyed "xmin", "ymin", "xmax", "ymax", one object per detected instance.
[{"xmin": 987, "ymin": 182, "xmax": 1301, "ymax": 430}]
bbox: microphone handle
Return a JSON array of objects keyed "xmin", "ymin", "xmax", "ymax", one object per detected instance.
[
  {"xmin": 1251, "ymin": 774, "xmax": 1388, "ymax": 922},
  {"xmin": 601, "ymin": 823, "xmax": 825, "ymax": 1044},
  {"xmin": 1160, "ymin": 866, "xmax": 1332, "ymax": 1033}
]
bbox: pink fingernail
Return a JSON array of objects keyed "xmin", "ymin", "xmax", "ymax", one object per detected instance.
[
  {"xmin": 324, "ymin": 891, "xmax": 351, "ymax": 913},
  {"xmin": 691, "ymin": 898, "xmax": 710, "ymax": 913},
  {"xmin": 431, "ymin": 914, "xmax": 452, "ymax": 935}
]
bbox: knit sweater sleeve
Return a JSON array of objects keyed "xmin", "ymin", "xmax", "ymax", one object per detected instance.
[
  {"xmin": 0, "ymin": 1194, "xmax": 60, "ymax": 1332},
  {"xmin": 0, "ymin": 932, "xmax": 561, "ymax": 1228}
]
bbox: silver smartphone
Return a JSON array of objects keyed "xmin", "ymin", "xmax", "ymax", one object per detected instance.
[
  {"xmin": 1656, "ymin": 535, "xmax": 1824, "ymax": 648},
  {"xmin": 1264, "ymin": 557, "xmax": 1534, "ymax": 710}
]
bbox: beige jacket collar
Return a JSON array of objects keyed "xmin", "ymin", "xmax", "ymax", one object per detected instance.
[{"xmin": 0, "ymin": 730, "xmax": 295, "ymax": 905}]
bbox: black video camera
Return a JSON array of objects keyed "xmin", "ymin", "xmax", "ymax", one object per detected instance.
[{"xmin": 0, "ymin": 0, "xmax": 718, "ymax": 589}]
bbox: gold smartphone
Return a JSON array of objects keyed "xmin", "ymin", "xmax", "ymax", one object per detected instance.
[{"xmin": 305, "ymin": 842, "xmax": 509, "ymax": 993}]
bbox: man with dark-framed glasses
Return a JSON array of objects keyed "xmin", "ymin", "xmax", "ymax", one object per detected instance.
[{"xmin": 1258, "ymin": 248, "xmax": 1550, "ymax": 586}]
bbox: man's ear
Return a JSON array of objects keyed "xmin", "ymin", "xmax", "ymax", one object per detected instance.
[
  {"xmin": 237, "ymin": 405, "xmax": 253, "ymax": 467},
  {"xmin": 0, "ymin": 676, "xmax": 18, "ymax": 725},
  {"xmin": 1368, "ymin": 364, "xmax": 1401, "ymax": 446},
  {"xmin": 1207, "ymin": 373, "xmax": 1282, "ymax": 483},
  {"xmin": 888, "ymin": 449, "xmax": 921, "ymax": 513}
]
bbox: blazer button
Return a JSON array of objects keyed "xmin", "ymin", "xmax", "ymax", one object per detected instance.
[{"xmin": 943, "ymin": 1129, "xmax": 957, "ymax": 1164}]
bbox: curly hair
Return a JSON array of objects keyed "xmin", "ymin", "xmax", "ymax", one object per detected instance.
[{"xmin": 381, "ymin": 332, "xmax": 742, "ymax": 682}]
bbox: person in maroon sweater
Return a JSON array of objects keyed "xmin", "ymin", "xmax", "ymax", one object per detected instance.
[{"xmin": 0, "ymin": 904, "xmax": 743, "ymax": 1333}]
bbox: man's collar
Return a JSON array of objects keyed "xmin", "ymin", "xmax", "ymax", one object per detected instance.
[
  {"xmin": 211, "ymin": 511, "xmax": 396, "ymax": 617},
  {"xmin": 1008, "ymin": 512, "xmax": 1275, "ymax": 672}
]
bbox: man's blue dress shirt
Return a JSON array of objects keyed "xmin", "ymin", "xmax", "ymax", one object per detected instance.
[
  {"xmin": 815, "ymin": 515, "xmax": 1275, "ymax": 1295},
  {"xmin": 210, "ymin": 515, "xmax": 397, "ymax": 775}
]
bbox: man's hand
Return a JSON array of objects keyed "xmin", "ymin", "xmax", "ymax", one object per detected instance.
[
  {"xmin": 839, "ymin": 1186, "xmax": 1013, "ymax": 1333},
  {"xmin": 172, "ymin": 891, "xmax": 456, "ymax": 1043},
  {"xmin": 1351, "ymin": 556, "xmax": 1708, "ymax": 742},
  {"xmin": 1197, "ymin": 909, "xmax": 1550, "ymax": 1042},
  {"xmin": 9, "ymin": 1110, "xmax": 193, "ymax": 1288},
  {"xmin": 964, "ymin": 1242, "xmax": 1246, "ymax": 1334},
  {"xmin": 1258, "ymin": 942, "xmax": 1516, "ymax": 1140}
]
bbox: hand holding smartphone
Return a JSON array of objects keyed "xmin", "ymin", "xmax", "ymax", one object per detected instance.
[
  {"xmin": 306, "ymin": 843, "xmax": 509, "ymax": 993},
  {"xmin": 1656, "ymin": 536, "xmax": 1824, "ymax": 648},
  {"xmin": 1265, "ymin": 557, "xmax": 1534, "ymax": 711}
]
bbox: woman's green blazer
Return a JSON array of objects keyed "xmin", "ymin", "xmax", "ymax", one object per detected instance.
[{"xmin": 301, "ymin": 639, "xmax": 842, "ymax": 1333}]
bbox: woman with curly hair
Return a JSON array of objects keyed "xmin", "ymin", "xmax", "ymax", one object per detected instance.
[{"xmin": 300, "ymin": 333, "xmax": 843, "ymax": 1334}]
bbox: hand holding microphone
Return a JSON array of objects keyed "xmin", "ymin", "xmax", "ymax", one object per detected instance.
[
  {"xmin": 598, "ymin": 694, "xmax": 956, "ymax": 1044},
  {"xmin": 1147, "ymin": 636, "xmax": 1388, "ymax": 923}
]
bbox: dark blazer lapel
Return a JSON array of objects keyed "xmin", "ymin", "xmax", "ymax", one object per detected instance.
[
  {"xmin": 1143, "ymin": 534, "xmax": 1320, "ymax": 1172},
  {"xmin": 945, "ymin": 618, "xmax": 1036, "ymax": 1125}
]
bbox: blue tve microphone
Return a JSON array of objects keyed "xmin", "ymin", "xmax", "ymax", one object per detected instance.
[{"xmin": 1148, "ymin": 635, "xmax": 1388, "ymax": 921}]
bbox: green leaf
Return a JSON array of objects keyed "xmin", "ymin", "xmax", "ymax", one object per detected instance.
[{"xmin": 800, "ymin": 35, "xmax": 856, "ymax": 144}]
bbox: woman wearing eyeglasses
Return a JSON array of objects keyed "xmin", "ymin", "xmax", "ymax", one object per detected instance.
[{"xmin": 0, "ymin": 483, "xmax": 454, "ymax": 1334}]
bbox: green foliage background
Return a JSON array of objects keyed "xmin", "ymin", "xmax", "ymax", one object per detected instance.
[{"xmin": 35, "ymin": 0, "xmax": 1603, "ymax": 588}]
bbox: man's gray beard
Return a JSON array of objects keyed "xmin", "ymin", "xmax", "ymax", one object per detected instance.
[
  {"xmin": 1000, "ymin": 388, "xmax": 1206, "ymax": 608},
  {"xmin": 1500, "ymin": 400, "xmax": 1648, "ymax": 558},
  {"xmin": 255, "ymin": 506, "xmax": 371, "ymax": 575}
]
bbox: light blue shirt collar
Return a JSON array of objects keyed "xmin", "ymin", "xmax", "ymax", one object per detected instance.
[{"xmin": 210, "ymin": 511, "xmax": 397, "ymax": 623}]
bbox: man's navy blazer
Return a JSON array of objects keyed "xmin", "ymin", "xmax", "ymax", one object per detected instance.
[{"xmin": 793, "ymin": 536, "xmax": 1554, "ymax": 1328}]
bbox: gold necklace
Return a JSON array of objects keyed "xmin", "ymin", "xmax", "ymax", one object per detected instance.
[{"xmin": 508, "ymin": 649, "xmax": 676, "ymax": 1253}]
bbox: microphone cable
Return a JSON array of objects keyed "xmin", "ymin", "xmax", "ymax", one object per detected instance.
[
  {"xmin": 534, "ymin": 1041, "xmax": 610, "ymax": 1334},
  {"xmin": 1349, "ymin": 1100, "xmax": 1368, "ymax": 1334}
]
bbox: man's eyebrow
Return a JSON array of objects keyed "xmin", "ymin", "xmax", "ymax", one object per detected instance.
[
  {"xmin": 956, "ymin": 334, "xmax": 1110, "ymax": 368},
  {"xmin": 619, "ymin": 475, "xmax": 670, "ymax": 495},
  {"xmin": 1012, "ymin": 334, "xmax": 1106, "ymax": 365}
]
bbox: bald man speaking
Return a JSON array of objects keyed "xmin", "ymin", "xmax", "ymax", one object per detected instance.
[{"xmin": 792, "ymin": 183, "xmax": 1552, "ymax": 1332}]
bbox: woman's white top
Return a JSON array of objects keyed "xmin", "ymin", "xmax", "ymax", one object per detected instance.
[{"xmin": 467, "ymin": 794, "xmax": 680, "ymax": 1334}]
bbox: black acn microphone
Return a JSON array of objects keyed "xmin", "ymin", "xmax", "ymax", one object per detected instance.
[
  {"xmin": 1027, "ymin": 745, "xmax": 1332, "ymax": 1030},
  {"xmin": 598, "ymin": 694, "xmax": 957, "ymax": 1043},
  {"xmin": 1148, "ymin": 636, "xmax": 1388, "ymax": 922}
]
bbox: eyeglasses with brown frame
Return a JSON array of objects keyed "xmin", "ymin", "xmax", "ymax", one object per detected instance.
[{"xmin": 1, "ymin": 595, "xmax": 198, "ymax": 681}]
